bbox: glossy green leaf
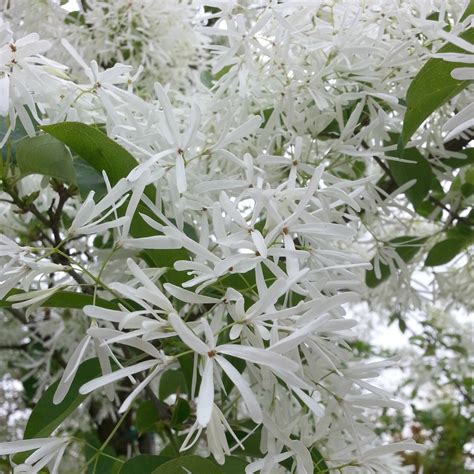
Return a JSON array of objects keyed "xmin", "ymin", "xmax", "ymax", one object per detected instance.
[
  {"xmin": 386, "ymin": 147, "xmax": 434, "ymax": 207},
  {"xmin": 42, "ymin": 122, "xmax": 138, "ymax": 186},
  {"xmin": 366, "ymin": 236, "xmax": 427, "ymax": 288},
  {"xmin": 84, "ymin": 433, "xmax": 122, "ymax": 474},
  {"xmin": 1, "ymin": 118, "xmax": 29, "ymax": 162},
  {"xmin": 136, "ymin": 400, "xmax": 160, "ymax": 433},
  {"xmin": 425, "ymin": 238, "xmax": 467, "ymax": 266},
  {"xmin": 170, "ymin": 397, "xmax": 191, "ymax": 428},
  {"xmin": 120, "ymin": 455, "xmax": 172, "ymax": 473},
  {"xmin": 0, "ymin": 289, "xmax": 117, "ymax": 310},
  {"xmin": 220, "ymin": 456, "xmax": 247, "ymax": 473},
  {"xmin": 74, "ymin": 158, "xmax": 108, "ymax": 200},
  {"xmin": 152, "ymin": 455, "xmax": 223, "ymax": 474},
  {"xmin": 16, "ymin": 134, "xmax": 76, "ymax": 183},
  {"xmin": 159, "ymin": 368, "xmax": 188, "ymax": 400},
  {"xmin": 400, "ymin": 23, "xmax": 474, "ymax": 149},
  {"xmin": 23, "ymin": 358, "xmax": 101, "ymax": 438},
  {"xmin": 228, "ymin": 426, "xmax": 262, "ymax": 458}
]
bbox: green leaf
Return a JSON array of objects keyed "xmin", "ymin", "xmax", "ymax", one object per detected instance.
[
  {"xmin": 42, "ymin": 122, "xmax": 189, "ymax": 283},
  {"xmin": 461, "ymin": 182, "xmax": 474, "ymax": 197},
  {"xmin": 1, "ymin": 115, "xmax": 32, "ymax": 162},
  {"xmin": 400, "ymin": 22, "xmax": 474, "ymax": 149},
  {"xmin": 170, "ymin": 397, "xmax": 191, "ymax": 428},
  {"xmin": 23, "ymin": 358, "xmax": 101, "ymax": 438},
  {"xmin": 136, "ymin": 400, "xmax": 160, "ymax": 434},
  {"xmin": 220, "ymin": 456, "xmax": 247, "ymax": 473},
  {"xmin": 42, "ymin": 122, "xmax": 138, "ymax": 186},
  {"xmin": 120, "ymin": 455, "xmax": 172, "ymax": 473},
  {"xmin": 74, "ymin": 158, "xmax": 108, "ymax": 200},
  {"xmin": 386, "ymin": 147, "xmax": 434, "ymax": 207},
  {"xmin": 446, "ymin": 223, "xmax": 473, "ymax": 241},
  {"xmin": 200, "ymin": 70, "xmax": 214, "ymax": 88},
  {"xmin": 159, "ymin": 368, "xmax": 188, "ymax": 400},
  {"xmin": 152, "ymin": 455, "xmax": 223, "ymax": 474},
  {"xmin": 425, "ymin": 238, "xmax": 467, "ymax": 266},
  {"xmin": 0, "ymin": 289, "xmax": 117, "ymax": 310},
  {"xmin": 461, "ymin": 0, "xmax": 474, "ymax": 21},
  {"xmin": 16, "ymin": 134, "xmax": 76, "ymax": 183},
  {"xmin": 366, "ymin": 236, "xmax": 427, "ymax": 288},
  {"xmin": 450, "ymin": 344, "xmax": 468, "ymax": 356},
  {"xmin": 229, "ymin": 426, "xmax": 262, "ymax": 458},
  {"xmin": 84, "ymin": 433, "xmax": 122, "ymax": 474}
]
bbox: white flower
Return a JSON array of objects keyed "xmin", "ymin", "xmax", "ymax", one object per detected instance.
[
  {"xmin": 169, "ymin": 312, "xmax": 306, "ymax": 427},
  {"xmin": 0, "ymin": 253, "xmax": 65, "ymax": 299},
  {"xmin": 0, "ymin": 437, "xmax": 69, "ymax": 474},
  {"xmin": 67, "ymin": 176, "xmax": 131, "ymax": 237}
]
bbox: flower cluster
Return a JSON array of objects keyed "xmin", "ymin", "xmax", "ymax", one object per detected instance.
[{"xmin": 1, "ymin": 0, "xmax": 471, "ymax": 472}]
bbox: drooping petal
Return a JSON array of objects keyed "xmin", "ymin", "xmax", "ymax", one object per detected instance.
[
  {"xmin": 196, "ymin": 358, "xmax": 214, "ymax": 426},
  {"xmin": 218, "ymin": 344, "xmax": 298, "ymax": 372},
  {"xmin": 168, "ymin": 313, "xmax": 209, "ymax": 355},
  {"xmin": 216, "ymin": 356, "xmax": 262, "ymax": 423},
  {"xmin": 53, "ymin": 336, "xmax": 91, "ymax": 404},
  {"xmin": 79, "ymin": 360, "xmax": 159, "ymax": 395}
]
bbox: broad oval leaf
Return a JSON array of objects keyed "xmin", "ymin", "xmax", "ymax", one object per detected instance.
[
  {"xmin": 159, "ymin": 368, "xmax": 187, "ymax": 400},
  {"xmin": 387, "ymin": 147, "xmax": 434, "ymax": 207},
  {"xmin": 42, "ymin": 122, "xmax": 137, "ymax": 186},
  {"xmin": 152, "ymin": 455, "xmax": 223, "ymax": 474},
  {"xmin": 16, "ymin": 134, "xmax": 76, "ymax": 184},
  {"xmin": 220, "ymin": 456, "xmax": 248, "ymax": 473},
  {"xmin": 23, "ymin": 358, "xmax": 101, "ymax": 439},
  {"xmin": 120, "ymin": 455, "xmax": 172, "ymax": 473},
  {"xmin": 74, "ymin": 158, "xmax": 108, "ymax": 200},
  {"xmin": 135, "ymin": 400, "xmax": 160, "ymax": 434},
  {"xmin": 425, "ymin": 238, "xmax": 467, "ymax": 266}
]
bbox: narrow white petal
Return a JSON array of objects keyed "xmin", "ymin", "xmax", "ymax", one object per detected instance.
[
  {"xmin": 94, "ymin": 339, "xmax": 115, "ymax": 402},
  {"xmin": 0, "ymin": 438, "xmax": 59, "ymax": 456},
  {"xmin": 168, "ymin": 313, "xmax": 209, "ymax": 355},
  {"xmin": 53, "ymin": 336, "xmax": 91, "ymax": 404},
  {"xmin": 196, "ymin": 358, "xmax": 214, "ymax": 426},
  {"xmin": 362, "ymin": 441, "xmax": 427, "ymax": 459},
  {"xmin": 248, "ymin": 278, "xmax": 288, "ymax": 317},
  {"xmin": 121, "ymin": 236, "xmax": 182, "ymax": 249},
  {"xmin": 176, "ymin": 153, "xmax": 187, "ymax": 194},
  {"xmin": 214, "ymin": 115, "xmax": 262, "ymax": 149},
  {"xmin": 251, "ymin": 229, "xmax": 267, "ymax": 257},
  {"xmin": 216, "ymin": 356, "xmax": 262, "ymax": 423},
  {"xmin": 119, "ymin": 363, "xmax": 164, "ymax": 413},
  {"xmin": 293, "ymin": 387, "xmax": 324, "ymax": 417},
  {"xmin": 218, "ymin": 344, "xmax": 298, "ymax": 372},
  {"xmin": 164, "ymin": 283, "xmax": 220, "ymax": 305},
  {"xmin": 0, "ymin": 76, "xmax": 10, "ymax": 116},
  {"xmin": 84, "ymin": 306, "xmax": 126, "ymax": 324},
  {"xmin": 451, "ymin": 67, "xmax": 474, "ymax": 81},
  {"xmin": 61, "ymin": 39, "xmax": 91, "ymax": 74},
  {"xmin": 269, "ymin": 315, "xmax": 331, "ymax": 354},
  {"xmin": 154, "ymin": 83, "xmax": 179, "ymax": 144},
  {"xmin": 79, "ymin": 360, "xmax": 159, "ymax": 394}
]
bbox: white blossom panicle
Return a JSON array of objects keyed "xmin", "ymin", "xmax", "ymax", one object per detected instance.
[{"xmin": 2, "ymin": 1, "xmax": 471, "ymax": 472}]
